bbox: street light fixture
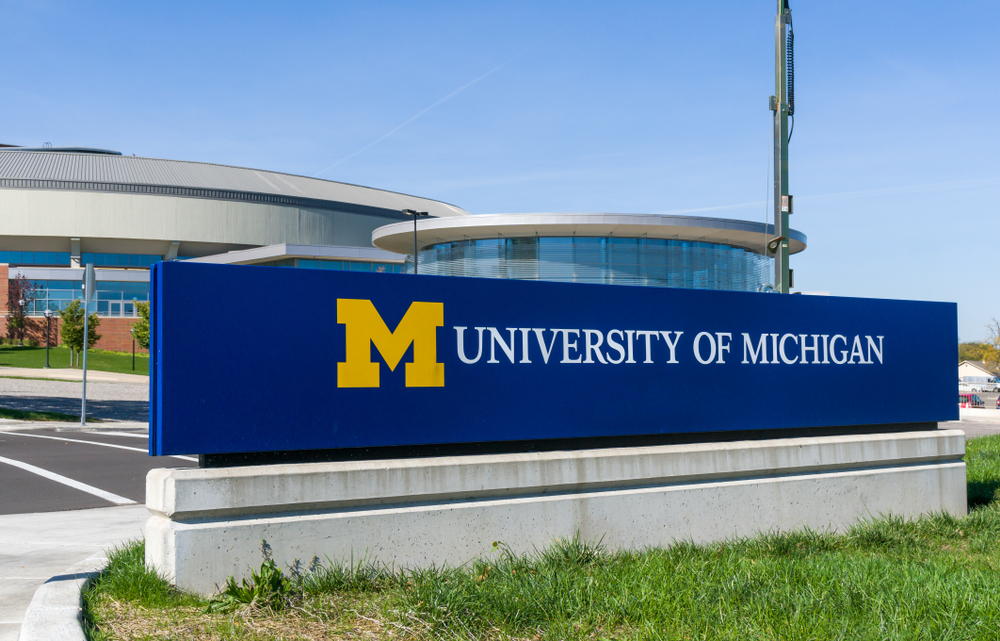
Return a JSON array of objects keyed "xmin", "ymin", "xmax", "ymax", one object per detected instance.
[
  {"xmin": 43, "ymin": 309, "xmax": 53, "ymax": 368},
  {"xmin": 17, "ymin": 299, "xmax": 25, "ymax": 346},
  {"xmin": 401, "ymin": 209, "xmax": 429, "ymax": 274}
]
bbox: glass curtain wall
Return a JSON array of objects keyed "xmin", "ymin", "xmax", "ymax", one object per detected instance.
[
  {"xmin": 411, "ymin": 237, "xmax": 771, "ymax": 292},
  {"xmin": 24, "ymin": 280, "xmax": 149, "ymax": 317}
]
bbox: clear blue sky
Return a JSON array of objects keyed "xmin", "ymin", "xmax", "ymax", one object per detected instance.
[{"xmin": 4, "ymin": 1, "xmax": 997, "ymax": 340}]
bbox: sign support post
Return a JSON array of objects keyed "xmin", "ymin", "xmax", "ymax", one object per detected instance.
[{"xmin": 81, "ymin": 263, "xmax": 95, "ymax": 425}]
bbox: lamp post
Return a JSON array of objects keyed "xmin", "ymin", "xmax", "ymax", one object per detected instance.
[
  {"xmin": 130, "ymin": 326, "xmax": 135, "ymax": 371},
  {"xmin": 17, "ymin": 299, "xmax": 25, "ymax": 346},
  {"xmin": 401, "ymin": 209, "xmax": 428, "ymax": 274},
  {"xmin": 43, "ymin": 309, "xmax": 52, "ymax": 368},
  {"xmin": 769, "ymin": 0, "xmax": 794, "ymax": 293}
]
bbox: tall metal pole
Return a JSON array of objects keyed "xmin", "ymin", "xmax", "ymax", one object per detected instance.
[
  {"xmin": 81, "ymin": 264, "xmax": 95, "ymax": 426},
  {"xmin": 771, "ymin": 0, "xmax": 792, "ymax": 293},
  {"xmin": 402, "ymin": 209, "xmax": 429, "ymax": 274},
  {"xmin": 81, "ymin": 309, "xmax": 89, "ymax": 425},
  {"xmin": 44, "ymin": 311, "xmax": 51, "ymax": 368}
]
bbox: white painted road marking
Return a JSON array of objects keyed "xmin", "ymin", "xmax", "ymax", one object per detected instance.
[
  {"xmin": 90, "ymin": 432, "xmax": 147, "ymax": 439},
  {"xmin": 0, "ymin": 455, "xmax": 135, "ymax": 505},
  {"xmin": 2, "ymin": 431, "xmax": 198, "ymax": 462}
]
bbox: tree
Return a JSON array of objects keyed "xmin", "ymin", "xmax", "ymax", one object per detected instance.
[
  {"xmin": 132, "ymin": 301, "xmax": 150, "ymax": 350},
  {"xmin": 59, "ymin": 300, "xmax": 101, "ymax": 367},
  {"xmin": 984, "ymin": 318, "xmax": 1000, "ymax": 373},
  {"xmin": 6, "ymin": 275, "xmax": 38, "ymax": 346},
  {"xmin": 959, "ymin": 341, "xmax": 987, "ymax": 363}
]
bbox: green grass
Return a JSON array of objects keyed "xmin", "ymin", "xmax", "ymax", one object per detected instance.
[
  {"xmin": 0, "ymin": 345, "xmax": 148, "ymax": 375},
  {"xmin": 0, "ymin": 407, "xmax": 97, "ymax": 422},
  {"xmin": 84, "ymin": 435, "xmax": 1000, "ymax": 641},
  {"xmin": 967, "ymin": 434, "xmax": 1000, "ymax": 507}
]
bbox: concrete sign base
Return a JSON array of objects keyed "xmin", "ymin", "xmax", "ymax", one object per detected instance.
[{"xmin": 146, "ymin": 430, "xmax": 966, "ymax": 595}]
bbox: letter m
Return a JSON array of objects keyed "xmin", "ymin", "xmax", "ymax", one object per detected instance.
[
  {"xmin": 742, "ymin": 333, "xmax": 768, "ymax": 364},
  {"xmin": 337, "ymin": 299, "xmax": 444, "ymax": 388}
]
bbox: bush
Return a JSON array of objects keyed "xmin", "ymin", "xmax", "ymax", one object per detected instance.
[{"xmin": 26, "ymin": 338, "xmax": 38, "ymax": 347}]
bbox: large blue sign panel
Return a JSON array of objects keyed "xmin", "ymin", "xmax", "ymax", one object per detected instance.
[{"xmin": 149, "ymin": 262, "xmax": 958, "ymax": 456}]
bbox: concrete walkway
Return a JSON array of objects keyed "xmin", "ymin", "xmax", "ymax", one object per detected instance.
[
  {"xmin": 0, "ymin": 419, "xmax": 148, "ymax": 432},
  {"xmin": 0, "ymin": 505, "xmax": 149, "ymax": 641},
  {"xmin": 0, "ymin": 366, "xmax": 147, "ymax": 385}
]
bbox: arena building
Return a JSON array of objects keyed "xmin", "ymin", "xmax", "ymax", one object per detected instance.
[
  {"xmin": 0, "ymin": 146, "xmax": 806, "ymax": 352},
  {"xmin": 0, "ymin": 146, "xmax": 467, "ymax": 350}
]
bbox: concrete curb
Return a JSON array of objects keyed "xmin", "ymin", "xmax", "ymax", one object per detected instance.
[
  {"xmin": 17, "ymin": 553, "xmax": 107, "ymax": 641},
  {"xmin": 0, "ymin": 420, "xmax": 148, "ymax": 433}
]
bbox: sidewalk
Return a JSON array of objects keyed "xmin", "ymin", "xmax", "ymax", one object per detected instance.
[
  {"xmin": 0, "ymin": 505, "xmax": 150, "ymax": 641},
  {"xmin": 0, "ymin": 366, "xmax": 147, "ymax": 385},
  {"xmin": 0, "ymin": 419, "xmax": 148, "ymax": 432},
  {"xmin": 959, "ymin": 408, "xmax": 1000, "ymax": 423}
]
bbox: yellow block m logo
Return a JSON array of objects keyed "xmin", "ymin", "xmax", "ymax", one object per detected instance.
[{"xmin": 337, "ymin": 299, "xmax": 444, "ymax": 388}]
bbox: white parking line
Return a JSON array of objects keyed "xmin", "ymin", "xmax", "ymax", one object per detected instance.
[
  {"xmin": 90, "ymin": 432, "xmax": 147, "ymax": 439},
  {"xmin": 2, "ymin": 432, "xmax": 197, "ymax": 462},
  {"xmin": 0, "ymin": 455, "xmax": 135, "ymax": 505}
]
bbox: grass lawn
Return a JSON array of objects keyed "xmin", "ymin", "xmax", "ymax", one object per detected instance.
[
  {"xmin": 0, "ymin": 345, "xmax": 148, "ymax": 375},
  {"xmin": 84, "ymin": 435, "xmax": 1000, "ymax": 641},
  {"xmin": 0, "ymin": 407, "xmax": 94, "ymax": 422}
]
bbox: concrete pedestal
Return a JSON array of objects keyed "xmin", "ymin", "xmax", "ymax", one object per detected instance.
[{"xmin": 146, "ymin": 430, "xmax": 966, "ymax": 595}]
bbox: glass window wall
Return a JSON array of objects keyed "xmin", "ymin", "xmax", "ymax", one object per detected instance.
[
  {"xmin": 294, "ymin": 259, "xmax": 405, "ymax": 274},
  {"xmin": 0, "ymin": 251, "xmax": 71, "ymax": 266},
  {"xmin": 23, "ymin": 280, "xmax": 148, "ymax": 317},
  {"xmin": 410, "ymin": 237, "xmax": 772, "ymax": 292},
  {"xmin": 81, "ymin": 253, "xmax": 161, "ymax": 268}
]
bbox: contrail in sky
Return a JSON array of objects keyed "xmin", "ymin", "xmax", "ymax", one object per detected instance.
[{"xmin": 313, "ymin": 38, "xmax": 548, "ymax": 178}]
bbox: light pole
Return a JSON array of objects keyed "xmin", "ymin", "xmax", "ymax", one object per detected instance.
[
  {"xmin": 401, "ymin": 209, "xmax": 428, "ymax": 274},
  {"xmin": 17, "ymin": 299, "xmax": 25, "ymax": 346},
  {"xmin": 769, "ymin": 0, "xmax": 794, "ymax": 293},
  {"xmin": 130, "ymin": 326, "xmax": 136, "ymax": 371},
  {"xmin": 43, "ymin": 309, "xmax": 52, "ymax": 368}
]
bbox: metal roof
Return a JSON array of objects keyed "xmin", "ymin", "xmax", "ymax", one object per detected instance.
[
  {"xmin": 189, "ymin": 243, "xmax": 404, "ymax": 266},
  {"xmin": 372, "ymin": 213, "xmax": 808, "ymax": 255},
  {"xmin": 0, "ymin": 150, "xmax": 469, "ymax": 218}
]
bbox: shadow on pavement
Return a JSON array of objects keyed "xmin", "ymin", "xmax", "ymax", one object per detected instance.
[{"xmin": 0, "ymin": 395, "xmax": 148, "ymax": 422}]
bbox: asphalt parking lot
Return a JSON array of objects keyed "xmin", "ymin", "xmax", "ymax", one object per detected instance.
[{"xmin": 0, "ymin": 428, "xmax": 195, "ymax": 515}]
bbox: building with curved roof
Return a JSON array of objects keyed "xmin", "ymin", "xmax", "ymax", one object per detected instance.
[
  {"xmin": 0, "ymin": 145, "xmax": 807, "ymax": 352},
  {"xmin": 372, "ymin": 213, "xmax": 806, "ymax": 292},
  {"xmin": 0, "ymin": 146, "xmax": 467, "ymax": 264},
  {"xmin": 0, "ymin": 145, "xmax": 467, "ymax": 350}
]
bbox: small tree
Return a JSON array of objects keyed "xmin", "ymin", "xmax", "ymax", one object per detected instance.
[
  {"xmin": 984, "ymin": 318, "xmax": 1000, "ymax": 373},
  {"xmin": 132, "ymin": 301, "xmax": 150, "ymax": 350},
  {"xmin": 6, "ymin": 275, "xmax": 38, "ymax": 346},
  {"xmin": 59, "ymin": 300, "xmax": 101, "ymax": 367}
]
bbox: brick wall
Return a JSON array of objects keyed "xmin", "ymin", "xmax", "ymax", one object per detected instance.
[
  {"xmin": 21, "ymin": 316, "xmax": 146, "ymax": 352},
  {"xmin": 0, "ymin": 265, "xmax": 8, "ymax": 316},
  {"xmin": 1, "ymin": 268, "xmax": 148, "ymax": 353}
]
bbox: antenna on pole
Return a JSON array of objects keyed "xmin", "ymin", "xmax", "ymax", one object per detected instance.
[{"xmin": 769, "ymin": 0, "xmax": 794, "ymax": 293}]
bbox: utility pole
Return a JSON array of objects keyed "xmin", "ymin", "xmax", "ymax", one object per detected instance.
[{"xmin": 769, "ymin": 0, "xmax": 794, "ymax": 293}]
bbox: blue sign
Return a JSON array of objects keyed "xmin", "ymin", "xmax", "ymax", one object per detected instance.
[{"xmin": 149, "ymin": 262, "xmax": 958, "ymax": 456}]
